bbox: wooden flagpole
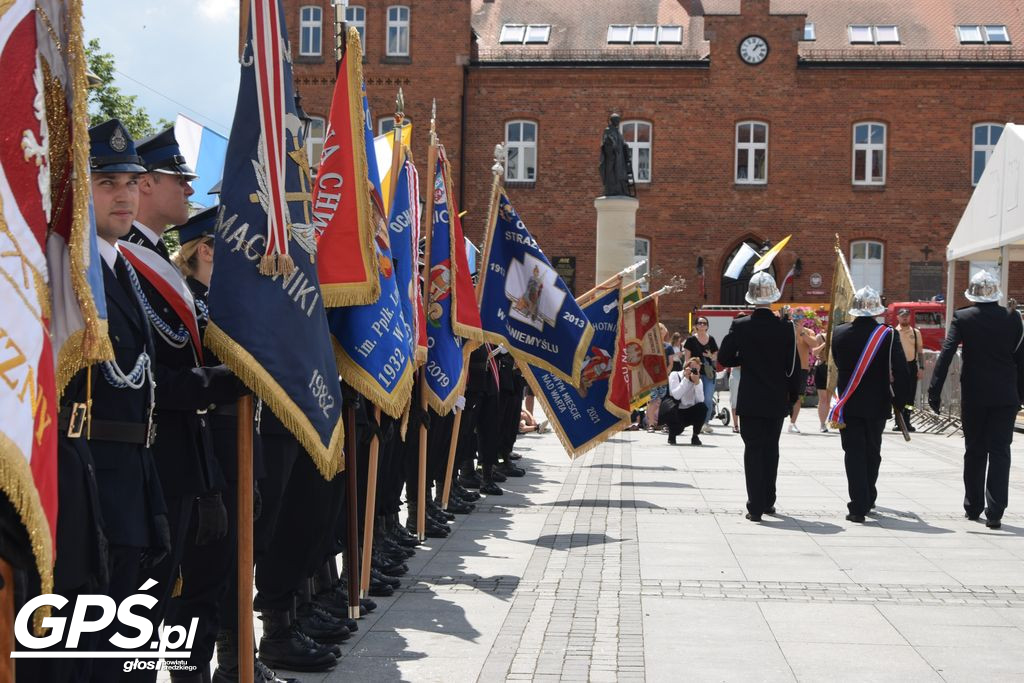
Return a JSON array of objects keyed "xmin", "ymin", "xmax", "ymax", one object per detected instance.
[
  {"xmin": 360, "ymin": 91, "xmax": 407, "ymax": 594},
  {"xmin": 236, "ymin": 394, "xmax": 254, "ymax": 683},
  {"xmin": 343, "ymin": 404, "xmax": 361, "ymax": 613},
  {"xmin": 1, "ymin": 558, "xmax": 12, "ymax": 682},
  {"xmin": 417, "ymin": 100, "xmax": 440, "ymax": 541},
  {"xmin": 577, "ymin": 260, "xmax": 646, "ymax": 305}
]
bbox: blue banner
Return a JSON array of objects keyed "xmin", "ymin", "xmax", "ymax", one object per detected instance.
[
  {"xmin": 524, "ymin": 288, "xmax": 631, "ymax": 458},
  {"xmin": 386, "ymin": 152, "xmax": 423, "ymax": 364},
  {"xmin": 478, "ymin": 192, "xmax": 593, "ymax": 385},
  {"xmin": 206, "ymin": 2, "xmax": 344, "ymax": 477}
]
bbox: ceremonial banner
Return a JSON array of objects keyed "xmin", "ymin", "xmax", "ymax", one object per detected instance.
[
  {"xmin": 616, "ymin": 296, "xmax": 668, "ymax": 402},
  {"xmin": 724, "ymin": 242, "xmax": 758, "ymax": 280},
  {"xmin": 478, "ymin": 192, "xmax": 593, "ymax": 385},
  {"xmin": 387, "ymin": 149, "xmax": 426, "ymax": 364},
  {"xmin": 312, "ymin": 27, "xmax": 378, "ymax": 306},
  {"xmin": 374, "ymin": 123, "xmax": 412, "ymax": 214},
  {"xmin": 424, "ymin": 147, "xmax": 483, "ymax": 413},
  {"xmin": 523, "ymin": 286, "xmax": 631, "ymax": 458},
  {"xmin": 207, "ymin": 0, "xmax": 343, "ymax": 477},
  {"xmin": 174, "ymin": 114, "xmax": 229, "ymax": 207},
  {"xmin": 1, "ymin": 0, "xmax": 64, "ymax": 604},
  {"xmin": 825, "ymin": 243, "xmax": 856, "ymax": 396}
]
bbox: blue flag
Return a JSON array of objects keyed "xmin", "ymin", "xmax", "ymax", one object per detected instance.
[
  {"xmin": 523, "ymin": 287, "xmax": 631, "ymax": 458},
  {"xmin": 386, "ymin": 150, "xmax": 425, "ymax": 364},
  {"xmin": 206, "ymin": 0, "xmax": 344, "ymax": 477},
  {"xmin": 479, "ymin": 192, "xmax": 593, "ymax": 385},
  {"xmin": 424, "ymin": 149, "xmax": 484, "ymax": 413}
]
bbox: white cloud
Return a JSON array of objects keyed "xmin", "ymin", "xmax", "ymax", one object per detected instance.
[{"xmin": 197, "ymin": 0, "xmax": 236, "ymax": 23}]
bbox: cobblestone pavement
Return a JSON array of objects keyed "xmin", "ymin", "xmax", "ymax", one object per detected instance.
[{"xmin": 280, "ymin": 407, "xmax": 1024, "ymax": 682}]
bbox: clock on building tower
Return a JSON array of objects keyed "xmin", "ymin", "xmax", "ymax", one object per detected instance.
[{"xmin": 739, "ymin": 35, "xmax": 769, "ymax": 64}]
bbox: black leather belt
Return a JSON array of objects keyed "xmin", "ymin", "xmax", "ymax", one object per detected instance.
[
  {"xmin": 211, "ymin": 404, "xmax": 238, "ymax": 417},
  {"xmin": 58, "ymin": 406, "xmax": 149, "ymax": 444}
]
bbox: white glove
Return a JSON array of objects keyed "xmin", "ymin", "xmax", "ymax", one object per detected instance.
[{"xmin": 454, "ymin": 395, "xmax": 466, "ymax": 412}]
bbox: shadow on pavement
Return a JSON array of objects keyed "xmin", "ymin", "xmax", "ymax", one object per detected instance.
[
  {"xmin": 528, "ymin": 532, "xmax": 621, "ymax": 550},
  {"xmin": 541, "ymin": 498, "xmax": 665, "ymax": 510}
]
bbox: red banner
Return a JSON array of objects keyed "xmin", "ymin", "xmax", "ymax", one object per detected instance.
[{"xmin": 615, "ymin": 298, "xmax": 667, "ymax": 403}]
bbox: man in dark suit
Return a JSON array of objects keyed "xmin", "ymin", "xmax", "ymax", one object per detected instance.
[
  {"xmin": 929, "ymin": 270, "xmax": 1024, "ymax": 530},
  {"xmin": 719, "ymin": 272, "xmax": 801, "ymax": 521},
  {"xmin": 831, "ymin": 286, "xmax": 911, "ymax": 522}
]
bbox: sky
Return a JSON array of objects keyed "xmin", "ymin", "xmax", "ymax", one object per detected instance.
[{"xmin": 83, "ymin": 0, "xmax": 240, "ymax": 136}]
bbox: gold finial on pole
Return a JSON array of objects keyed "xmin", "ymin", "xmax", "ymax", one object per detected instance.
[{"xmin": 394, "ymin": 88, "xmax": 405, "ymax": 126}]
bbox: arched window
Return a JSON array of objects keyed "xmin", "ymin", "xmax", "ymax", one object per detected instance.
[
  {"xmin": 622, "ymin": 121, "xmax": 652, "ymax": 183},
  {"xmin": 853, "ymin": 122, "xmax": 886, "ymax": 185},
  {"xmin": 735, "ymin": 121, "xmax": 767, "ymax": 184},
  {"xmin": 850, "ymin": 240, "xmax": 884, "ymax": 293},
  {"xmin": 386, "ymin": 6, "xmax": 410, "ymax": 56},
  {"xmin": 972, "ymin": 123, "xmax": 1003, "ymax": 186},
  {"xmin": 306, "ymin": 116, "xmax": 326, "ymax": 168},
  {"xmin": 299, "ymin": 6, "xmax": 322, "ymax": 56},
  {"xmin": 505, "ymin": 120, "xmax": 537, "ymax": 182}
]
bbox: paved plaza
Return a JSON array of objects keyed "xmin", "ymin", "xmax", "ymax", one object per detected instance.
[{"xmin": 282, "ymin": 405, "xmax": 1024, "ymax": 682}]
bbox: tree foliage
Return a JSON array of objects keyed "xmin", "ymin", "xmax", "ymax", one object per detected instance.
[{"xmin": 86, "ymin": 38, "xmax": 170, "ymax": 138}]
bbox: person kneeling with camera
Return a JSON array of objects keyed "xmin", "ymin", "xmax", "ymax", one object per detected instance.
[{"xmin": 661, "ymin": 358, "xmax": 708, "ymax": 446}]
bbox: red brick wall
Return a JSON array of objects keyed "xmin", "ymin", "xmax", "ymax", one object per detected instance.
[{"xmin": 286, "ymin": 0, "xmax": 1024, "ymax": 332}]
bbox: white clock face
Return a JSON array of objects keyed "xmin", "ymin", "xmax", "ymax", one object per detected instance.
[{"xmin": 739, "ymin": 35, "xmax": 769, "ymax": 64}]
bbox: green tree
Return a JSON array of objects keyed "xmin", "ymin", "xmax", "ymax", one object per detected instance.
[{"xmin": 86, "ymin": 38, "xmax": 171, "ymax": 138}]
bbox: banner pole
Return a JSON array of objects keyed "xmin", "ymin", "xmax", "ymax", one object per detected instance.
[
  {"xmin": 577, "ymin": 262, "xmax": 644, "ymax": 305},
  {"xmin": 623, "ymin": 285, "xmax": 671, "ymax": 311},
  {"xmin": 236, "ymin": 394, "xmax": 254, "ymax": 683},
  {"xmin": 417, "ymin": 100, "xmax": 440, "ymax": 541},
  {"xmin": 343, "ymin": 404, "xmax": 361, "ymax": 615},
  {"xmin": 360, "ymin": 406, "xmax": 381, "ymax": 596},
  {"xmin": 386, "ymin": 91, "xmax": 406, "ymax": 215},
  {"xmin": 477, "ymin": 144, "xmax": 506, "ymax": 305},
  {"xmin": 440, "ymin": 411, "xmax": 463, "ymax": 508}
]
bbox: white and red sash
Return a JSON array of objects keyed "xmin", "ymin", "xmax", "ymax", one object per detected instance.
[
  {"xmin": 828, "ymin": 324, "xmax": 891, "ymax": 428},
  {"xmin": 118, "ymin": 240, "xmax": 204, "ymax": 363}
]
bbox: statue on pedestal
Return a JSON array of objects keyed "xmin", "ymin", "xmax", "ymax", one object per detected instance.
[{"xmin": 599, "ymin": 113, "xmax": 632, "ymax": 197}]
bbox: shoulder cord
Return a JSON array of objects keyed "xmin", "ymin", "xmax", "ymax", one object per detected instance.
[
  {"xmin": 100, "ymin": 349, "xmax": 156, "ymax": 423},
  {"xmin": 123, "ymin": 259, "xmax": 190, "ymax": 348}
]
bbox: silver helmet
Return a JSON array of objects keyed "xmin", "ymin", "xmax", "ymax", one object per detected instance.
[
  {"xmin": 964, "ymin": 269, "xmax": 1001, "ymax": 303},
  {"xmin": 745, "ymin": 271, "xmax": 781, "ymax": 305},
  {"xmin": 848, "ymin": 286, "xmax": 885, "ymax": 317}
]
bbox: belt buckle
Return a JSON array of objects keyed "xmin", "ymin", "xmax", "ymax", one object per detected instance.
[{"xmin": 66, "ymin": 403, "xmax": 88, "ymax": 438}]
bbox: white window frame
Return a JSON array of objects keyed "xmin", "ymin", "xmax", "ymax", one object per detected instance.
[
  {"xmin": 299, "ymin": 6, "xmax": 322, "ymax": 56},
  {"xmin": 524, "ymin": 24, "xmax": 551, "ymax": 44},
  {"xmin": 956, "ymin": 25, "xmax": 984, "ymax": 43},
  {"xmin": 307, "ymin": 116, "xmax": 326, "ymax": 168},
  {"xmin": 972, "ymin": 123, "xmax": 1003, "ymax": 186},
  {"xmin": 634, "ymin": 238, "xmax": 650, "ymax": 292},
  {"xmin": 345, "ymin": 6, "xmax": 366, "ymax": 54},
  {"xmin": 632, "ymin": 25, "xmax": 657, "ymax": 44},
  {"xmin": 386, "ymin": 5, "xmax": 410, "ymax": 57},
  {"xmin": 984, "ymin": 25, "xmax": 1010, "ymax": 43},
  {"xmin": 803, "ymin": 22, "xmax": 816, "ymax": 41},
  {"xmin": 849, "ymin": 25, "xmax": 900, "ymax": 44},
  {"xmin": 850, "ymin": 240, "xmax": 884, "ymax": 293},
  {"xmin": 500, "ymin": 24, "xmax": 526, "ymax": 44},
  {"xmin": 504, "ymin": 120, "xmax": 538, "ymax": 182},
  {"xmin": 607, "ymin": 25, "xmax": 632, "ymax": 44},
  {"xmin": 735, "ymin": 121, "xmax": 768, "ymax": 185},
  {"xmin": 852, "ymin": 122, "xmax": 886, "ymax": 185},
  {"xmin": 658, "ymin": 25, "xmax": 682, "ymax": 44},
  {"xmin": 621, "ymin": 120, "xmax": 652, "ymax": 183}
]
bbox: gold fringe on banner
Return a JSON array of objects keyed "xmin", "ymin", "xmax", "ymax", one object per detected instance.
[
  {"xmin": 0, "ymin": 434, "xmax": 53, "ymax": 634},
  {"xmin": 205, "ymin": 323, "xmax": 345, "ymax": 478},
  {"xmin": 425, "ymin": 340, "xmax": 479, "ymax": 417},
  {"xmin": 331, "ymin": 339, "xmax": 415, "ymax": 421}
]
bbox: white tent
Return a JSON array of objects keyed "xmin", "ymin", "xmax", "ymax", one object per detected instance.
[{"xmin": 944, "ymin": 121, "xmax": 1024, "ymax": 322}]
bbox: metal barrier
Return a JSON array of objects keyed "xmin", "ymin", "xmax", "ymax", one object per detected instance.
[{"xmin": 911, "ymin": 350, "xmax": 962, "ymax": 435}]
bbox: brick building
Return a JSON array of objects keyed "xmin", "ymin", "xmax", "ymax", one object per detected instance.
[{"xmin": 287, "ymin": 0, "xmax": 1024, "ymax": 328}]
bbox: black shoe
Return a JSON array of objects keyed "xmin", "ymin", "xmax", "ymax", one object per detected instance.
[
  {"xmin": 368, "ymin": 579, "xmax": 394, "ymax": 597},
  {"xmin": 506, "ymin": 451, "xmax": 523, "ymax": 460},
  {"xmin": 389, "ymin": 516, "xmax": 421, "ymax": 547},
  {"xmin": 745, "ymin": 512, "xmax": 762, "ymax": 522},
  {"xmin": 487, "ymin": 467, "xmax": 507, "ymax": 483},
  {"xmin": 458, "ymin": 470, "xmax": 482, "ymax": 489},
  {"xmin": 371, "ymin": 567, "xmax": 401, "ymax": 588},
  {"xmin": 765, "ymin": 507, "xmax": 776, "ymax": 515},
  {"xmin": 891, "ymin": 425, "xmax": 902, "ymax": 431},
  {"xmin": 256, "ymin": 659, "xmax": 298, "ymax": 683},
  {"xmin": 497, "ymin": 461, "xmax": 526, "ymax": 477},
  {"xmin": 427, "ymin": 498, "xmax": 456, "ymax": 521},
  {"xmin": 965, "ymin": 511, "xmax": 982, "ymax": 521},
  {"xmin": 444, "ymin": 497, "xmax": 475, "ymax": 514},
  {"xmin": 986, "ymin": 518, "xmax": 1002, "ymax": 529},
  {"xmin": 452, "ymin": 483, "xmax": 480, "ymax": 502},
  {"xmin": 258, "ymin": 611, "xmax": 337, "ymax": 673},
  {"xmin": 480, "ymin": 480, "xmax": 503, "ymax": 495},
  {"xmin": 845, "ymin": 513, "xmax": 866, "ymax": 523},
  {"xmin": 906, "ymin": 424, "xmax": 916, "ymax": 433},
  {"xmin": 360, "ymin": 597, "xmax": 377, "ymax": 613},
  {"xmin": 668, "ymin": 435, "xmax": 677, "ymax": 445},
  {"xmin": 691, "ymin": 435, "xmax": 702, "ymax": 446},
  {"xmin": 295, "ymin": 602, "xmax": 351, "ymax": 644}
]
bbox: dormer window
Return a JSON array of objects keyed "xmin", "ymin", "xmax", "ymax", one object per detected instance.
[
  {"xmin": 957, "ymin": 24, "xmax": 1010, "ymax": 44},
  {"xmin": 658, "ymin": 26, "xmax": 682, "ymax": 44},
  {"xmin": 632, "ymin": 25, "xmax": 657, "ymax": 44},
  {"xmin": 803, "ymin": 23, "xmax": 816, "ymax": 41},
  {"xmin": 607, "ymin": 24, "xmax": 683, "ymax": 45},
  {"xmin": 849, "ymin": 25, "xmax": 900, "ymax": 44}
]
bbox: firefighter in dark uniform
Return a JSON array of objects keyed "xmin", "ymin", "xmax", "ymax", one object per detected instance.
[
  {"xmin": 60, "ymin": 119, "xmax": 171, "ymax": 682},
  {"xmin": 831, "ymin": 286, "xmax": 911, "ymax": 522},
  {"xmin": 495, "ymin": 348, "xmax": 526, "ymax": 477},
  {"xmin": 929, "ymin": 270, "xmax": 1024, "ymax": 530},
  {"xmin": 123, "ymin": 127, "xmax": 241, "ymax": 682}
]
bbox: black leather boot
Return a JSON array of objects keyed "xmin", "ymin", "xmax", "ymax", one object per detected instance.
[
  {"xmin": 295, "ymin": 600, "xmax": 351, "ymax": 644},
  {"xmin": 257, "ymin": 609, "xmax": 336, "ymax": 673}
]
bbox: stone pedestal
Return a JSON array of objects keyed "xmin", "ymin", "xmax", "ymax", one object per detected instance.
[{"xmin": 594, "ymin": 195, "xmax": 639, "ymax": 284}]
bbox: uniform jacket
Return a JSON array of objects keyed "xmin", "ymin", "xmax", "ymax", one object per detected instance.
[
  {"xmin": 929, "ymin": 302, "xmax": 1024, "ymax": 408},
  {"xmin": 832, "ymin": 318, "xmax": 911, "ymax": 419},
  {"xmin": 718, "ymin": 307, "xmax": 801, "ymax": 418},
  {"xmin": 466, "ymin": 345, "xmax": 498, "ymax": 396},
  {"xmin": 124, "ymin": 225, "xmax": 240, "ymax": 498}
]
